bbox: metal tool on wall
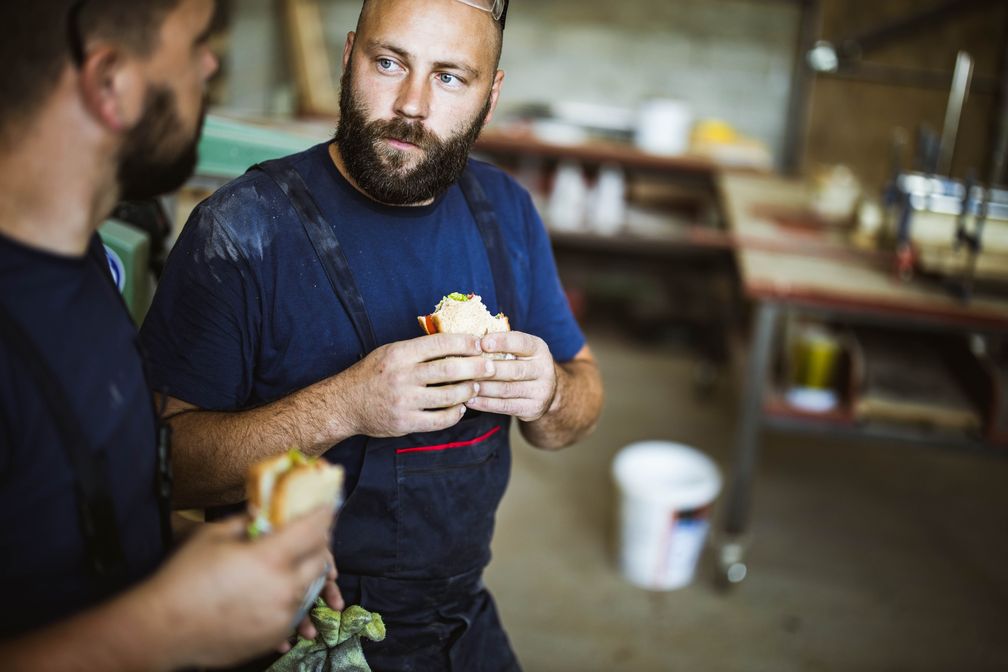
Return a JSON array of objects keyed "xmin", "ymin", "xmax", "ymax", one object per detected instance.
[
  {"xmin": 890, "ymin": 52, "xmax": 974, "ymax": 281},
  {"xmin": 939, "ymin": 51, "xmax": 974, "ymax": 176},
  {"xmin": 956, "ymin": 51, "xmax": 1008, "ymax": 299},
  {"xmin": 885, "ymin": 50, "xmax": 1008, "ymax": 297},
  {"xmin": 949, "ymin": 38, "xmax": 1008, "ymax": 300}
]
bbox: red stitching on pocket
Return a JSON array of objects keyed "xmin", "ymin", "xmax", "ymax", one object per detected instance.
[{"xmin": 395, "ymin": 425, "xmax": 501, "ymax": 454}]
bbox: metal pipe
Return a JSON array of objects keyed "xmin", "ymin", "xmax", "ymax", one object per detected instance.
[
  {"xmin": 782, "ymin": 0, "xmax": 821, "ymax": 175},
  {"xmin": 938, "ymin": 51, "xmax": 974, "ymax": 176}
]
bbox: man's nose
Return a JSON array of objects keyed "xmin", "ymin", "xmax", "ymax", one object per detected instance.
[
  {"xmin": 393, "ymin": 72, "xmax": 430, "ymax": 120},
  {"xmin": 202, "ymin": 47, "xmax": 220, "ymax": 81}
]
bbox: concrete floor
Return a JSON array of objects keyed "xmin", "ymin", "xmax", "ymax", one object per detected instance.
[{"xmin": 485, "ymin": 327, "xmax": 1008, "ymax": 672}]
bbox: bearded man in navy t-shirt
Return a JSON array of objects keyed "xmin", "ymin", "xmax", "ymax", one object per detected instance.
[{"xmin": 141, "ymin": 1, "xmax": 604, "ymax": 669}]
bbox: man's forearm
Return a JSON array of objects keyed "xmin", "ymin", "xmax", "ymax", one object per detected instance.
[
  {"xmin": 168, "ymin": 376, "xmax": 356, "ymax": 509},
  {"xmin": 519, "ymin": 358, "xmax": 603, "ymax": 450},
  {"xmin": 0, "ymin": 582, "xmax": 181, "ymax": 672}
]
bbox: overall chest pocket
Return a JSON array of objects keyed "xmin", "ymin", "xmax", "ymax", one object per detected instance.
[{"xmin": 394, "ymin": 418, "xmax": 511, "ymax": 578}]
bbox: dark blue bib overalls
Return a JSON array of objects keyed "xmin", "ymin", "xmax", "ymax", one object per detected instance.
[{"xmin": 258, "ymin": 160, "xmax": 523, "ymax": 672}]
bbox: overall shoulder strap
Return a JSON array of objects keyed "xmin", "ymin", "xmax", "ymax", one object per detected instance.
[
  {"xmin": 458, "ymin": 168, "xmax": 517, "ymax": 321},
  {"xmin": 251, "ymin": 159, "xmax": 379, "ymax": 355},
  {"xmin": 0, "ymin": 300, "xmax": 127, "ymax": 591}
]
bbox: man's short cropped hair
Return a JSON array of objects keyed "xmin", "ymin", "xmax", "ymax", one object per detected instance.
[{"xmin": 0, "ymin": 0, "xmax": 183, "ymax": 134}]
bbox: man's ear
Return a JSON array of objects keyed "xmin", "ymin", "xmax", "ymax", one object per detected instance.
[
  {"xmin": 77, "ymin": 45, "xmax": 145, "ymax": 133},
  {"xmin": 482, "ymin": 70, "xmax": 506, "ymax": 128},
  {"xmin": 342, "ymin": 32, "xmax": 355, "ymax": 70}
]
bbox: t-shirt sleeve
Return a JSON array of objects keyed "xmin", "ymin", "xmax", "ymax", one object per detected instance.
[
  {"xmin": 139, "ymin": 204, "xmax": 261, "ymax": 410},
  {"xmin": 515, "ymin": 188, "xmax": 586, "ymax": 363}
]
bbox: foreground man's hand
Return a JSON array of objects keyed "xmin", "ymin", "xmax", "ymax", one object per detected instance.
[
  {"xmin": 288, "ymin": 548, "xmax": 343, "ymax": 648},
  {"xmin": 146, "ymin": 506, "xmax": 339, "ymax": 668}
]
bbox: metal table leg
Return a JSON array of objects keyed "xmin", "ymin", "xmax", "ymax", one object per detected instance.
[{"xmin": 716, "ymin": 301, "xmax": 779, "ymax": 585}]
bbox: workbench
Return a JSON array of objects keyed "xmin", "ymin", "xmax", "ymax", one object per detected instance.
[{"xmin": 715, "ymin": 173, "xmax": 1008, "ymax": 584}]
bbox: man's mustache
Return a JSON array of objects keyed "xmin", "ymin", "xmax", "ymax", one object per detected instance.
[{"xmin": 372, "ymin": 117, "xmax": 436, "ymax": 149}]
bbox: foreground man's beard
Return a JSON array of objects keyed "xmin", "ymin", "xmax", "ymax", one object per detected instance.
[
  {"xmin": 335, "ymin": 70, "xmax": 490, "ymax": 206},
  {"xmin": 118, "ymin": 85, "xmax": 204, "ymax": 201}
]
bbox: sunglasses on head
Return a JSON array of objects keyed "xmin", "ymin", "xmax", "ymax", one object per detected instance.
[{"xmin": 455, "ymin": 0, "xmax": 508, "ymax": 28}]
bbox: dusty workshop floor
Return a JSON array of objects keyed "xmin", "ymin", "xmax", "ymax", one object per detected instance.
[{"xmin": 485, "ymin": 327, "xmax": 1008, "ymax": 672}]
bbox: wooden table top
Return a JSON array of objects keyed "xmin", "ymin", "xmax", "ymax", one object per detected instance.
[{"xmin": 718, "ymin": 173, "xmax": 1008, "ymax": 330}]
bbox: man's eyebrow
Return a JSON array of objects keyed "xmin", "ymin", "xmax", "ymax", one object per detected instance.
[
  {"xmin": 194, "ymin": 2, "xmax": 226, "ymax": 46},
  {"xmin": 433, "ymin": 60, "xmax": 481, "ymax": 79},
  {"xmin": 193, "ymin": 16, "xmax": 215, "ymax": 45},
  {"xmin": 366, "ymin": 40, "xmax": 482, "ymax": 79},
  {"xmin": 366, "ymin": 40, "xmax": 412, "ymax": 61}
]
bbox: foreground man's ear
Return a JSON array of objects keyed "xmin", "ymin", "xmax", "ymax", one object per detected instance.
[{"xmin": 77, "ymin": 44, "xmax": 146, "ymax": 133}]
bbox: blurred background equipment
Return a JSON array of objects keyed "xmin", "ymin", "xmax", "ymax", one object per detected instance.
[{"xmin": 98, "ymin": 218, "xmax": 151, "ymax": 324}]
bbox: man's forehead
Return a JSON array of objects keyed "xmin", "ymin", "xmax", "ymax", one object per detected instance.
[
  {"xmin": 162, "ymin": 0, "xmax": 216, "ymax": 39},
  {"xmin": 358, "ymin": 0, "xmax": 499, "ymax": 65}
]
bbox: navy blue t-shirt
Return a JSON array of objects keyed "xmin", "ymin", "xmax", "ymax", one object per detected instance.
[
  {"xmin": 0, "ymin": 233, "xmax": 164, "ymax": 637},
  {"xmin": 140, "ymin": 143, "xmax": 584, "ymax": 486}
]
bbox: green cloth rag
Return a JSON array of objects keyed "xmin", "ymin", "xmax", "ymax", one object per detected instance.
[{"xmin": 267, "ymin": 600, "xmax": 386, "ymax": 672}]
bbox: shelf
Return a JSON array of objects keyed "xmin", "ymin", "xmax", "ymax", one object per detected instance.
[
  {"xmin": 475, "ymin": 129, "xmax": 718, "ymax": 176},
  {"xmin": 763, "ymin": 391, "xmax": 854, "ymax": 425},
  {"xmin": 546, "ymin": 223, "xmax": 733, "ymax": 258},
  {"xmin": 762, "ymin": 412, "xmax": 1001, "ymax": 455},
  {"xmin": 762, "ymin": 390, "xmax": 1004, "ymax": 452}
]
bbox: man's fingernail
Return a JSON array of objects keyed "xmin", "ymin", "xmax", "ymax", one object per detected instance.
[
  {"xmin": 485, "ymin": 361, "xmax": 494, "ymax": 374},
  {"xmin": 473, "ymin": 383, "xmax": 480, "ymax": 394},
  {"xmin": 459, "ymin": 405, "xmax": 466, "ymax": 416},
  {"xmin": 474, "ymin": 338, "xmax": 482, "ymax": 352}
]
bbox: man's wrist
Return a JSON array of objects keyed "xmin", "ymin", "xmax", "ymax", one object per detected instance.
[
  {"xmin": 551, "ymin": 361, "xmax": 566, "ymax": 412},
  {"xmin": 313, "ymin": 373, "xmax": 357, "ymax": 451},
  {"xmin": 125, "ymin": 578, "xmax": 190, "ymax": 671}
]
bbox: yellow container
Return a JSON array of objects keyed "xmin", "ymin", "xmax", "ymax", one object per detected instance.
[{"xmin": 791, "ymin": 329, "xmax": 840, "ymax": 390}]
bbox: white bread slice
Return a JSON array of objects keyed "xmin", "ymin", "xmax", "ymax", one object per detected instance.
[
  {"xmin": 246, "ymin": 450, "xmax": 344, "ymax": 532},
  {"xmin": 246, "ymin": 452, "xmax": 294, "ymax": 524},
  {"xmin": 417, "ymin": 293, "xmax": 513, "ymax": 360},
  {"xmin": 270, "ymin": 461, "xmax": 345, "ymax": 527},
  {"xmin": 418, "ymin": 293, "xmax": 509, "ymax": 336}
]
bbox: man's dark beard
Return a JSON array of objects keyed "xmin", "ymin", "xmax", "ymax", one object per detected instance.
[
  {"xmin": 117, "ymin": 86, "xmax": 204, "ymax": 201},
  {"xmin": 334, "ymin": 71, "xmax": 490, "ymax": 205}
]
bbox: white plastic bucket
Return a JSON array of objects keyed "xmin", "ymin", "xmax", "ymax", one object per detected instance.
[{"xmin": 612, "ymin": 441, "xmax": 722, "ymax": 590}]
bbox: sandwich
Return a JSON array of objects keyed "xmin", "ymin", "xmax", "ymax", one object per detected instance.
[
  {"xmin": 246, "ymin": 448, "xmax": 344, "ymax": 538},
  {"xmin": 417, "ymin": 292, "xmax": 514, "ymax": 359}
]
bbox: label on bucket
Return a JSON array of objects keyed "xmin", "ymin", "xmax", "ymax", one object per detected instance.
[
  {"xmin": 660, "ymin": 518, "xmax": 709, "ymax": 588},
  {"xmin": 619, "ymin": 498, "xmax": 710, "ymax": 590}
]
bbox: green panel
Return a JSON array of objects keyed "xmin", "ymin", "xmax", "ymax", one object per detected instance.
[
  {"xmin": 98, "ymin": 219, "xmax": 151, "ymax": 325},
  {"xmin": 196, "ymin": 114, "xmax": 325, "ymax": 180}
]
